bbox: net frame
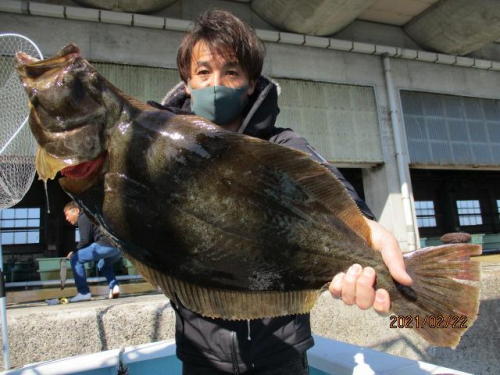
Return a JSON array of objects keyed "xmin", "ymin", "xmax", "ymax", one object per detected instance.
[{"xmin": 0, "ymin": 34, "xmax": 43, "ymax": 210}]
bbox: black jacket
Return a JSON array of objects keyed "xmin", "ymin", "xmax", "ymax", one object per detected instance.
[
  {"xmin": 76, "ymin": 213, "xmax": 113, "ymax": 250},
  {"xmin": 151, "ymin": 76, "xmax": 375, "ymax": 373}
]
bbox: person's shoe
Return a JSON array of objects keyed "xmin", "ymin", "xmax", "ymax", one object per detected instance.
[
  {"xmin": 109, "ymin": 285, "xmax": 120, "ymax": 299},
  {"xmin": 70, "ymin": 293, "xmax": 91, "ymax": 302}
]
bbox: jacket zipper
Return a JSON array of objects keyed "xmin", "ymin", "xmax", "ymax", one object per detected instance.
[
  {"xmin": 247, "ymin": 319, "xmax": 251, "ymax": 341},
  {"xmin": 230, "ymin": 331, "xmax": 239, "ymax": 374}
]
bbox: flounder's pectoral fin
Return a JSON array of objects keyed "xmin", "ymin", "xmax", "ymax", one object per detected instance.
[{"xmin": 100, "ymin": 173, "xmax": 153, "ymax": 241}]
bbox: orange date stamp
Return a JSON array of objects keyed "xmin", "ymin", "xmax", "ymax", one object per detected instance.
[{"xmin": 389, "ymin": 315, "xmax": 468, "ymax": 329}]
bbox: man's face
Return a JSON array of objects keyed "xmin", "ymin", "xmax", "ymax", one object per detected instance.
[
  {"xmin": 185, "ymin": 41, "xmax": 256, "ymax": 98},
  {"xmin": 64, "ymin": 208, "xmax": 79, "ymax": 225}
]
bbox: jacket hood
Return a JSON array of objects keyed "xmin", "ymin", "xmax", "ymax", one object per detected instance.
[{"xmin": 160, "ymin": 76, "xmax": 281, "ymax": 139}]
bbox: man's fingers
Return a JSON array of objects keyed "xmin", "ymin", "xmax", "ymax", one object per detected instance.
[
  {"xmin": 329, "ymin": 272, "xmax": 344, "ymax": 299},
  {"xmin": 381, "ymin": 249, "xmax": 413, "ymax": 286},
  {"xmin": 340, "ymin": 264, "xmax": 361, "ymax": 305},
  {"xmin": 330, "ymin": 265, "xmax": 391, "ymax": 313},
  {"xmin": 373, "ymin": 289, "xmax": 390, "ymax": 314},
  {"xmin": 364, "ymin": 217, "xmax": 412, "ymax": 286},
  {"xmin": 355, "ymin": 267, "xmax": 376, "ymax": 310}
]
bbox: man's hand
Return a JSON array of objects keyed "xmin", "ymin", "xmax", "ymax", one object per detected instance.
[
  {"xmin": 329, "ymin": 218, "xmax": 412, "ymax": 314},
  {"xmin": 66, "ymin": 251, "xmax": 73, "ymax": 260}
]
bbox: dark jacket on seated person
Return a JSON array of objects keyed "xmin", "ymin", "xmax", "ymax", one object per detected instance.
[{"xmin": 76, "ymin": 213, "xmax": 113, "ymax": 250}]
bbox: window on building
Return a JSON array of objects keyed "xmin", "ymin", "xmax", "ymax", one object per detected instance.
[
  {"xmin": 415, "ymin": 201, "xmax": 437, "ymax": 228},
  {"xmin": 401, "ymin": 91, "xmax": 500, "ymax": 167},
  {"xmin": 0, "ymin": 208, "xmax": 41, "ymax": 245},
  {"xmin": 457, "ymin": 200, "xmax": 483, "ymax": 226}
]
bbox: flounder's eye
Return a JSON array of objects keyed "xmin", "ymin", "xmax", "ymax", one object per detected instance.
[
  {"xmin": 85, "ymin": 72, "xmax": 103, "ymax": 100},
  {"xmin": 88, "ymin": 72, "xmax": 101, "ymax": 86},
  {"xmin": 59, "ymin": 73, "xmax": 84, "ymax": 104},
  {"xmin": 28, "ymin": 87, "xmax": 39, "ymax": 106},
  {"xmin": 61, "ymin": 73, "xmax": 74, "ymax": 86}
]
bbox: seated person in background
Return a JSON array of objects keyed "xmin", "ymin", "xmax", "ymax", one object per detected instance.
[{"xmin": 63, "ymin": 201, "xmax": 122, "ymax": 302}]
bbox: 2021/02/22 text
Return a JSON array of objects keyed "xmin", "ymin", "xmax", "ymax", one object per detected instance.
[{"xmin": 389, "ymin": 315, "xmax": 468, "ymax": 329}]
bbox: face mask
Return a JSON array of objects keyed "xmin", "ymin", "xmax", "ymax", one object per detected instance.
[{"xmin": 188, "ymin": 83, "xmax": 249, "ymax": 125}]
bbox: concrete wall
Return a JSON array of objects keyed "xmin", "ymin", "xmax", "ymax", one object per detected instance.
[
  {"xmin": 6, "ymin": 0, "xmax": 500, "ymax": 55},
  {"xmin": 1, "ymin": 294, "xmax": 177, "ymax": 368},
  {"xmin": 1, "ymin": 2, "xmax": 499, "ymax": 250},
  {"xmin": 0, "ymin": 14, "xmax": 183, "ymax": 69}
]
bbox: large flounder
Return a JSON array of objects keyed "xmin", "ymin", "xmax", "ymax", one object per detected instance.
[{"xmin": 16, "ymin": 44, "xmax": 481, "ymax": 348}]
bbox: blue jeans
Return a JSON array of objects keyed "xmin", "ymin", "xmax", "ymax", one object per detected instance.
[{"xmin": 70, "ymin": 243, "xmax": 121, "ymax": 295}]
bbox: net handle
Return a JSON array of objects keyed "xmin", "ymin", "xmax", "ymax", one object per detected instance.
[{"xmin": 0, "ymin": 118, "xmax": 29, "ymax": 155}]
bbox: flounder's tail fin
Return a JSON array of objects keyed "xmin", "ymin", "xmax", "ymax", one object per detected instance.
[{"xmin": 391, "ymin": 243, "xmax": 482, "ymax": 349}]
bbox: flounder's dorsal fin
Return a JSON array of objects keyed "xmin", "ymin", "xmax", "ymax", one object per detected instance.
[
  {"xmin": 232, "ymin": 134, "xmax": 372, "ymax": 247},
  {"xmin": 121, "ymin": 93, "xmax": 153, "ymax": 111},
  {"xmin": 101, "ymin": 75, "xmax": 154, "ymax": 111}
]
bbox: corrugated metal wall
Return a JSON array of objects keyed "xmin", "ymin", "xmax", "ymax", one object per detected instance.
[
  {"xmin": 275, "ymin": 78, "xmax": 383, "ymax": 163},
  {"xmin": 93, "ymin": 62, "xmax": 180, "ymax": 104},
  {"xmin": 93, "ymin": 63, "xmax": 383, "ymax": 163},
  {"xmin": 401, "ymin": 91, "xmax": 500, "ymax": 167}
]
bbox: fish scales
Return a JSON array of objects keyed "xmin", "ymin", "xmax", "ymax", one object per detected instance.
[{"xmin": 16, "ymin": 44, "xmax": 482, "ymax": 348}]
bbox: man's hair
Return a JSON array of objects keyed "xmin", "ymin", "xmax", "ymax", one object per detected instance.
[
  {"xmin": 64, "ymin": 201, "xmax": 80, "ymax": 212},
  {"xmin": 177, "ymin": 10, "xmax": 265, "ymax": 82}
]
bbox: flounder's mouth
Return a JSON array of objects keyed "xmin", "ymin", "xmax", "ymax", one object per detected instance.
[
  {"xmin": 61, "ymin": 154, "xmax": 106, "ymax": 179},
  {"xmin": 36, "ymin": 147, "xmax": 106, "ymax": 182}
]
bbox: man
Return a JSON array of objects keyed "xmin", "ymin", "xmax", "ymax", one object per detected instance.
[
  {"xmin": 64, "ymin": 201, "xmax": 122, "ymax": 302},
  {"xmin": 151, "ymin": 10, "xmax": 412, "ymax": 374}
]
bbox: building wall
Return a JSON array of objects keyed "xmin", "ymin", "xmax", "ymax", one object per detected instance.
[{"xmin": 1, "ymin": 1, "xmax": 500, "ymax": 251}]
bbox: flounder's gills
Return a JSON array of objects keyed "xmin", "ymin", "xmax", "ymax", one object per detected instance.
[{"xmin": 16, "ymin": 44, "xmax": 481, "ymax": 348}]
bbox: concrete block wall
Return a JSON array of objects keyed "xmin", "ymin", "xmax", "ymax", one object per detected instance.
[
  {"xmin": 1, "ymin": 295, "xmax": 176, "ymax": 368},
  {"xmin": 1, "ymin": 269, "xmax": 498, "ymax": 374}
]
